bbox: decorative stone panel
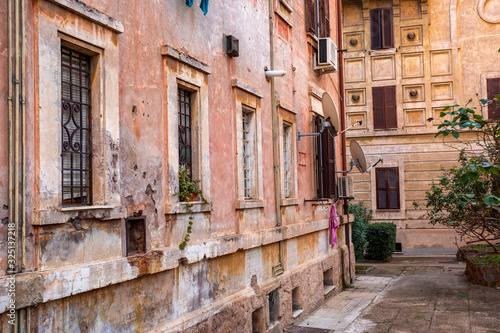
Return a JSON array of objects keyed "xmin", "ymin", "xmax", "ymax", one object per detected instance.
[
  {"xmin": 346, "ymin": 88, "xmax": 366, "ymax": 106},
  {"xmin": 346, "ymin": 112, "xmax": 366, "ymax": 129},
  {"xmin": 344, "ymin": 32, "xmax": 364, "ymax": 51},
  {"xmin": 404, "ymin": 109, "xmax": 425, "ymax": 127},
  {"xmin": 343, "ymin": 2, "xmax": 363, "ymax": 26},
  {"xmin": 401, "ymin": 0, "xmax": 422, "ymax": 20},
  {"xmin": 403, "ymin": 84, "xmax": 425, "ymax": 103},
  {"xmin": 401, "ymin": 26, "xmax": 423, "ymax": 47},
  {"xmin": 402, "ymin": 52, "xmax": 424, "ymax": 78},
  {"xmin": 431, "ymin": 50, "xmax": 452, "ymax": 76},
  {"xmin": 431, "ymin": 82, "xmax": 453, "ymax": 101},
  {"xmin": 371, "ymin": 55, "xmax": 395, "ymax": 81},
  {"xmin": 345, "ymin": 58, "xmax": 366, "ymax": 83},
  {"xmin": 432, "ymin": 107, "xmax": 452, "ymax": 126}
]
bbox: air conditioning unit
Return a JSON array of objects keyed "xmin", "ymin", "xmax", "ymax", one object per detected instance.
[
  {"xmin": 317, "ymin": 37, "xmax": 338, "ymax": 72},
  {"xmin": 337, "ymin": 176, "xmax": 354, "ymax": 199}
]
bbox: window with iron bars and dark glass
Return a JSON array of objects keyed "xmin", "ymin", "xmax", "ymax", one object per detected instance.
[
  {"xmin": 178, "ymin": 88, "xmax": 193, "ymax": 178},
  {"xmin": 242, "ymin": 109, "xmax": 254, "ymax": 199},
  {"xmin": 61, "ymin": 46, "xmax": 92, "ymax": 206},
  {"xmin": 283, "ymin": 122, "xmax": 292, "ymax": 198}
]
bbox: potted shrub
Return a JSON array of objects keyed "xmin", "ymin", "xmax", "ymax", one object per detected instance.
[{"xmin": 176, "ymin": 167, "xmax": 204, "ymax": 202}]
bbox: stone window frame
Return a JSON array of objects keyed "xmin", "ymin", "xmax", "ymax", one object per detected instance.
[
  {"xmin": 162, "ymin": 46, "xmax": 212, "ymax": 215},
  {"xmin": 33, "ymin": 1, "xmax": 125, "ymax": 225},
  {"xmin": 278, "ymin": 102, "xmax": 300, "ymax": 206},
  {"xmin": 276, "ymin": 0, "xmax": 293, "ymax": 27},
  {"xmin": 232, "ymin": 79, "xmax": 266, "ymax": 210},
  {"xmin": 480, "ymin": 73, "xmax": 500, "ymax": 119}
]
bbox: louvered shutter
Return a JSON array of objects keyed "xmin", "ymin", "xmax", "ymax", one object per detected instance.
[
  {"xmin": 487, "ymin": 78, "xmax": 500, "ymax": 120},
  {"xmin": 319, "ymin": 0, "xmax": 330, "ymax": 38},
  {"xmin": 376, "ymin": 169, "xmax": 387, "ymax": 209},
  {"xmin": 385, "ymin": 86, "xmax": 397, "ymax": 128},
  {"xmin": 373, "ymin": 87, "xmax": 385, "ymax": 129},
  {"xmin": 315, "ymin": 116, "xmax": 324, "ymax": 198},
  {"xmin": 321, "ymin": 129, "xmax": 336, "ymax": 199},
  {"xmin": 370, "ymin": 9, "xmax": 382, "ymax": 50},
  {"xmin": 388, "ymin": 169, "xmax": 399, "ymax": 209},
  {"xmin": 382, "ymin": 8, "xmax": 394, "ymax": 49},
  {"xmin": 306, "ymin": 0, "xmax": 317, "ymax": 35}
]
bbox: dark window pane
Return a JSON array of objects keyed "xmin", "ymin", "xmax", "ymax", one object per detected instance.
[
  {"xmin": 389, "ymin": 190, "xmax": 398, "ymax": 209},
  {"xmin": 378, "ymin": 190, "xmax": 387, "ymax": 209}
]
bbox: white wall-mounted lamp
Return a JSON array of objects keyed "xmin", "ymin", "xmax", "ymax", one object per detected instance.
[{"xmin": 265, "ymin": 70, "xmax": 287, "ymax": 78}]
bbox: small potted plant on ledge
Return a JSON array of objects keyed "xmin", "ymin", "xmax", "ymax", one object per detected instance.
[{"xmin": 176, "ymin": 167, "xmax": 205, "ymax": 202}]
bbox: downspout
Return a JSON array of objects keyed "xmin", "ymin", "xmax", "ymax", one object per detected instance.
[
  {"xmin": 7, "ymin": 0, "xmax": 14, "ymax": 276},
  {"xmin": 269, "ymin": 0, "xmax": 284, "ymax": 267},
  {"xmin": 21, "ymin": 0, "xmax": 27, "ymax": 276},
  {"xmin": 337, "ymin": 0, "xmax": 353, "ymax": 284},
  {"xmin": 14, "ymin": 0, "xmax": 21, "ymax": 275}
]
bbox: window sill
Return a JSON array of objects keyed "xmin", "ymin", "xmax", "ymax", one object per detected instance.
[
  {"xmin": 369, "ymin": 48, "xmax": 397, "ymax": 55},
  {"xmin": 376, "ymin": 209, "xmax": 401, "ymax": 212},
  {"xmin": 311, "ymin": 199, "xmax": 333, "ymax": 205},
  {"xmin": 235, "ymin": 199, "xmax": 266, "ymax": 210},
  {"xmin": 280, "ymin": 198, "xmax": 301, "ymax": 207},
  {"xmin": 33, "ymin": 205, "xmax": 126, "ymax": 226},
  {"xmin": 164, "ymin": 202, "xmax": 213, "ymax": 215}
]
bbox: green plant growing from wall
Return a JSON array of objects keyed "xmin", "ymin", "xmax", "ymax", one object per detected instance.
[
  {"xmin": 175, "ymin": 167, "xmax": 209, "ymax": 250},
  {"xmin": 349, "ymin": 201, "xmax": 373, "ymax": 260},
  {"xmin": 423, "ymin": 95, "xmax": 500, "ymax": 253}
]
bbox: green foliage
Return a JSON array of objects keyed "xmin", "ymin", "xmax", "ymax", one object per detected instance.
[
  {"xmin": 365, "ymin": 223, "xmax": 396, "ymax": 261},
  {"xmin": 177, "ymin": 167, "xmax": 209, "ymax": 250},
  {"xmin": 424, "ymin": 97, "xmax": 500, "ymax": 252},
  {"xmin": 349, "ymin": 202, "xmax": 373, "ymax": 260},
  {"xmin": 175, "ymin": 167, "xmax": 207, "ymax": 203},
  {"xmin": 470, "ymin": 254, "xmax": 500, "ymax": 266}
]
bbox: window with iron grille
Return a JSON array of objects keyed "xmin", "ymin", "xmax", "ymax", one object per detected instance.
[
  {"xmin": 61, "ymin": 46, "xmax": 92, "ymax": 206},
  {"xmin": 487, "ymin": 78, "xmax": 500, "ymax": 120},
  {"xmin": 178, "ymin": 88, "xmax": 193, "ymax": 178},
  {"xmin": 315, "ymin": 115, "xmax": 336, "ymax": 199},
  {"xmin": 283, "ymin": 122, "xmax": 292, "ymax": 198},
  {"xmin": 376, "ymin": 168, "xmax": 400, "ymax": 210},
  {"xmin": 373, "ymin": 86, "xmax": 397, "ymax": 129},
  {"xmin": 242, "ymin": 108, "xmax": 254, "ymax": 199},
  {"xmin": 370, "ymin": 8, "xmax": 394, "ymax": 50}
]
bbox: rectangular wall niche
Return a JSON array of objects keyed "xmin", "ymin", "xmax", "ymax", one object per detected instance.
[
  {"xmin": 431, "ymin": 82, "xmax": 453, "ymax": 101},
  {"xmin": 126, "ymin": 217, "xmax": 146, "ymax": 256},
  {"xmin": 372, "ymin": 55, "xmax": 395, "ymax": 81},
  {"xmin": 402, "ymin": 53, "xmax": 424, "ymax": 78},
  {"xmin": 431, "ymin": 50, "xmax": 452, "ymax": 76},
  {"xmin": 292, "ymin": 287, "xmax": 303, "ymax": 318},
  {"xmin": 252, "ymin": 307, "xmax": 265, "ymax": 333},
  {"xmin": 323, "ymin": 268, "xmax": 335, "ymax": 295},
  {"xmin": 268, "ymin": 288, "xmax": 280, "ymax": 328}
]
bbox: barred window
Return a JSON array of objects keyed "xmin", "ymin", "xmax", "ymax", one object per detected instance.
[
  {"xmin": 178, "ymin": 88, "xmax": 193, "ymax": 178},
  {"xmin": 283, "ymin": 122, "xmax": 292, "ymax": 198},
  {"xmin": 242, "ymin": 110, "xmax": 253, "ymax": 199},
  {"xmin": 61, "ymin": 47, "xmax": 92, "ymax": 205}
]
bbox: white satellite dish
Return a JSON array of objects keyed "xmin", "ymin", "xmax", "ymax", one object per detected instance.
[
  {"xmin": 322, "ymin": 92, "xmax": 340, "ymax": 134},
  {"xmin": 350, "ymin": 140, "xmax": 368, "ymax": 173}
]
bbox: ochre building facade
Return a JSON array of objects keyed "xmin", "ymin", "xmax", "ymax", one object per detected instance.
[
  {"xmin": 0, "ymin": 0, "xmax": 355, "ymax": 332},
  {"xmin": 342, "ymin": 0, "xmax": 500, "ymax": 249}
]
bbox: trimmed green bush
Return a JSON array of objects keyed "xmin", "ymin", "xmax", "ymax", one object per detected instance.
[
  {"xmin": 365, "ymin": 223, "xmax": 396, "ymax": 261},
  {"xmin": 349, "ymin": 202, "xmax": 373, "ymax": 260}
]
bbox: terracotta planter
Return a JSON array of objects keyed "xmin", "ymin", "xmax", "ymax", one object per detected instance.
[{"xmin": 188, "ymin": 193, "xmax": 199, "ymax": 202}]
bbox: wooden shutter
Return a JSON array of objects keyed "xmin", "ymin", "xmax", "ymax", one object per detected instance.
[
  {"xmin": 370, "ymin": 9, "xmax": 382, "ymax": 50},
  {"xmin": 384, "ymin": 86, "xmax": 397, "ymax": 128},
  {"xmin": 376, "ymin": 168, "xmax": 400, "ymax": 210},
  {"xmin": 321, "ymin": 128, "xmax": 336, "ymax": 198},
  {"xmin": 315, "ymin": 116, "xmax": 324, "ymax": 198},
  {"xmin": 306, "ymin": 0, "xmax": 317, "ymax": 35},
  {"xmin": 382, "ymin": 8, "xmax": 394, "ymax": 49},
  {"xmin": 319, "ymin": 0, "xmax": 330, "ymax": 38},
  {"xmin": 373, "ymin": 87, "xmax": 385, "ymax": 129},
  {"xmin": 487, "ymin": 78, "xmax": 500, "ymax": 120}
]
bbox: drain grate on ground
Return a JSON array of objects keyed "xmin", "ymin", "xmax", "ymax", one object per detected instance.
[{"xmin": 285, "ymin": 327, "xmax": 332, "ymax": 333}]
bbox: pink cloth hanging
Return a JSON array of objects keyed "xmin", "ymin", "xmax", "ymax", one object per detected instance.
[{"xmin": 330, "ymin": 204, "xmax": 340, "ymax": 247}]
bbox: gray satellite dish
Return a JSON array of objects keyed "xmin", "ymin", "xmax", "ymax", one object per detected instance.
[
  {"xmin": 322, "ymin": 92, "xmax": 340, "ymax": 134},
  {"xmin": 350, "ymin": 140, "xmax": 368, "ymax": 173}
]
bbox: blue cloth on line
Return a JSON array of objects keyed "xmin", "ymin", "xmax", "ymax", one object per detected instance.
[
  {"xmin": 200, "ymin": 0, "xmax": 209, "ymax": 15},
  {"xmin": 186, "ymin": 0, "xmax": 194, "ymax": 7}
]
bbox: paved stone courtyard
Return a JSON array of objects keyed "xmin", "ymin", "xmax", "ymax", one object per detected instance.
[{"xmin": 285, "ymin": 256, "xmax": 500, "ymax": 333}]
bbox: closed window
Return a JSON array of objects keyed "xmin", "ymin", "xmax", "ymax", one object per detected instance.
[
  {"xmin": 61, "ymin": 47, "xmax": 92, "ymax": 206},
  {"xmin": 373, "ymin": 86, "xmax": 397, "ymax": 129},
  {"xmin": 487, "ymin": 78, "xmax": 500, "ymax": 120},
  {"xmin": 283, "ymin": 122, "xmax": 292, "ymax": 198},
  {"xmin": 370, "ymin": 8, "xmax": 394, "ymax": 50},
  {"xmin": 376, "ymin": 168, "xmax": 400, "ymax": 210},
  {"xmin": 305, "ymin": 0, "xmax": 330, "ymax": 38},
  {"xmin": 315, "ymin": 115, "xmax": 336, "ymax": 199},
  {"xmin": 178, "ymin": 88, "xmax": 193, "ymax": 178},
  {"xmin": 242, "ymin": 107, "xmax": 257, "ymax": 199}
]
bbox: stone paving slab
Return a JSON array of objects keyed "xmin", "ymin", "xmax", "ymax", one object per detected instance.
[{"xmin": 285, "ymin": 258, "xmax": 500, "ymax": 333}]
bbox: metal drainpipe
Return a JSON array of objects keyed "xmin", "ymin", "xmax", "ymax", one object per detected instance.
[
  {"xmin": 269, "ymin": 0, "xmax": 284, "ymax": 266},
  {"xmin": 337, "ymin": 0, "xmax": 353, "ymax": 284},
  {"xmin": 7, "ymin": 0, "xmax": 14, "ymax": 276}
]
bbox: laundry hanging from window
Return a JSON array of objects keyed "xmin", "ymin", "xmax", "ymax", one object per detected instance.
[{"xmin": 185, "ymin": 0, "xmax": 209, "ymax": 15}]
